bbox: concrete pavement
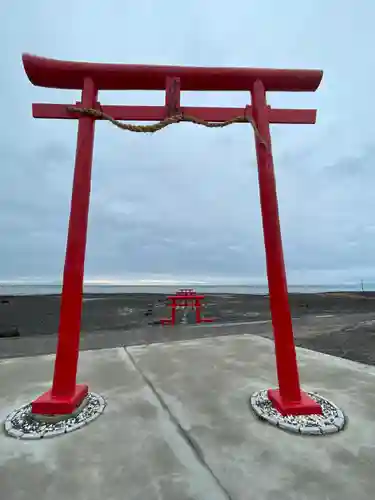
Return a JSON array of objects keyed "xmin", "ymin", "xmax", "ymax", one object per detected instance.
[{"xmin": 1, "ymin": 334, "xmax": 375, "ymax": 499}]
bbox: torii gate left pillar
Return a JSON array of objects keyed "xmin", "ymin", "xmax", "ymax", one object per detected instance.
[{"xmin": 22, "ymin": 54, "xmax": 323, "ymax": 417}]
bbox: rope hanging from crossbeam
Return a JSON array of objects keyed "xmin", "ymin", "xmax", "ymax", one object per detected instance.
[{"xmin": 66, "ymin": 106, "xmax": 268, "ymax": 147}]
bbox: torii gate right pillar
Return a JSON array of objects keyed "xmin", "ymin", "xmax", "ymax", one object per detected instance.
[{"xmin": 251, "ymin": 79, "xmax": 321, "ymax": 415}]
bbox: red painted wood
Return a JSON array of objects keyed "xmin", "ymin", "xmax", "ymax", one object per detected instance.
[
  {"xmin": 165, "ymin": 77, "xmax": 181, "ymax": 116},
  {"xmin": 195, "ymin": 299, "xmax": 202, "ymax": 323},
  {"xmin": 171, "ymin": 302, "xmax": 177, "ymax": 325},
  {"xmin": 32, "ymin": 77, "xmax": 97, "ymax": 414},
  {"xmin": 268, "ymin": 108, "xmax": 317, "ymax": 124},
  {"xmin": 22, "ymin": 53, "xmax": 323, "ymax": 92},
  {"xmin": 251, "ymin": 79, "xmax": 301, "ymax": 402},
  {"xmin": 24, "ymin": 53, "xmax": 324, "ymax": 416},
  {"xmin": 32, "ymin": 103, "xmax": 317, "ymax": 124},
  {"xmin": 162, "ymin": 295, "xmax": 210, "ymax": 326},
  {"xmin": 251, "ymin": 80, "xmax": 321, "ymax": 415},
  {"xmin": 31, "ymin": 384, "xmax": 88, "ymax": 415},
  {"xmin": 53, "ymin": 77, "xmax": 97, "ymax": 397},
  {"xmin": 267, "ymin": 388, "xmax": 321, "ymax": 416}
]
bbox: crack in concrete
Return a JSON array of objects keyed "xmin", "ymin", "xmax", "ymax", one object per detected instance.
[{"xmin": 124, "ymin": 346, "xmax": 234, "ymax": 500}]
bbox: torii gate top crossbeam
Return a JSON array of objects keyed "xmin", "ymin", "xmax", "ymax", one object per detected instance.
[{"xmin": 22, "ymin": 54, "xmax": 323, "ymax": 92}]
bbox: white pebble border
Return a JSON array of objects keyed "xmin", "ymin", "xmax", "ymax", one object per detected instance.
[
  {"xmin": 4, "ymin": 392, "xmax": 106, "ymax": 440},
  {"xmin": 250, "ymin": 390, "xmax": 346, "ymax": 435}
]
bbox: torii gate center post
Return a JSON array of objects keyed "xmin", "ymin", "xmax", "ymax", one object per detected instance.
[{"xmin": 22, "ymin": 54, "xmax": 323, "ymax": 417}]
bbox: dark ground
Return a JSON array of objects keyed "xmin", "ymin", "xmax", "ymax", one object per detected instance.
[{"xmin": 1, "ymin": 292, "xmax": 375, "ymax": 365}]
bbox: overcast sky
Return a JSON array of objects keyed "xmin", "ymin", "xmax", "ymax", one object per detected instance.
[{"xmin": 1, "ymin": 0, "xmax": 375, "ymax": 285}]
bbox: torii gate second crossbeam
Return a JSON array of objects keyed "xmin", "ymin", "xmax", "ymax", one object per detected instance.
[{"xmin": 22, "ymin": 53, "xmax": 323, "ymax": 417}]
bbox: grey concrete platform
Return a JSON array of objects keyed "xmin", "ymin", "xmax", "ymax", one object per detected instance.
[{"xmin": 1, "ymin": 334, "xmax": 375, "ymax": 500}]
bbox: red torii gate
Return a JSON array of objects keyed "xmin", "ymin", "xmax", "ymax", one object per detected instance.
[
  {"xmin": 22, "ymin": 53, "xmax": 323, "ymax": 417},
  {"xmin": 160, "ymin": 289, "xmax": 214, "ymax": 325}
]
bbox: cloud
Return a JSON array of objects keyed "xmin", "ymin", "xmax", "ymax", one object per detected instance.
[{"xmin": 1, "ymin": 0, "xmax": 375, "ymax": 285}]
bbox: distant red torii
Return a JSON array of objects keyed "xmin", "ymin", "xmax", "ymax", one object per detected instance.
[{"xmin": 22, "ymin": 53, "xmax": 323, "ymax": 418}]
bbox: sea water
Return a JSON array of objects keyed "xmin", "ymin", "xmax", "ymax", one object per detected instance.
[{"xmin": 0, "ymin": 283, "xmax": 374, "ymax": 296}]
